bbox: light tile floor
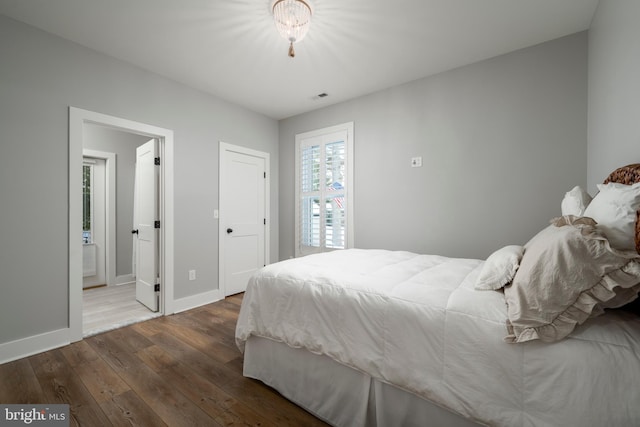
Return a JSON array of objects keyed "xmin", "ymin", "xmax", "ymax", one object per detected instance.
[{"xmin": 82, "ymin": 283, "xmax": 161, "ymax": 337}]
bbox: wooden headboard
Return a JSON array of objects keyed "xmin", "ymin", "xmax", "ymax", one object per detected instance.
[{"xmin": 603, "ymin": 163, "xmax": 640, "ymax": 254}]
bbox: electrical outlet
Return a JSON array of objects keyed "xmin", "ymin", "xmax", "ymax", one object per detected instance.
[
  {"xmin": 188, "ymin": 270, "xmax": 196, "ymax": 281},
  {"xmin": 411, "ymin": 156, "xmax": 423, "ymax": 167}
]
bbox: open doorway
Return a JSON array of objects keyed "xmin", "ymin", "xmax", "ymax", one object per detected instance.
[
  {"xmin": 81, "ymin": 128, "xmax": 160, "ymax": 335},
  {"xmin": 69, "ymin": 107, "xmax": 175, "ymax": 342}
]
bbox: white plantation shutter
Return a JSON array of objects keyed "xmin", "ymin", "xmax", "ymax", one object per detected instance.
[
  {"xmin": 324, "ymin": 140, "xmax": 346, "ymax": 249},
  {"xmin": 295, "ymin": 123, "xmax": 354, "ymax": 257},
  {"xmin": 300, "ymin": 143, "xmax": 320, "ymax": 247}
]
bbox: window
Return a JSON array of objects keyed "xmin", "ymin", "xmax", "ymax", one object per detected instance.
[
  {"xmin": 295, "ymin": 122, "xmax": 354, "ymax": 256},
  {"xmin": 82, "ymin": 162, "xmax": 94, "ymax": 243}
]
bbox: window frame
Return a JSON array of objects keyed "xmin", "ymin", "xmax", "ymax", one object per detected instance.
[
  {"xmin": 82, "ymin": 161, "xmax": 95, "ymax": 244},
  {"xmin": 294, "ymin": 122, "xmax": 354, "ymax": 257}
]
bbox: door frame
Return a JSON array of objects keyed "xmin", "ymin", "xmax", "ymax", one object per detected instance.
[
  {"xmin": 218, "ymin": 142, "xmax": 270, "ymax": 297},
  {"xmin": 83, "ymin": 149, "xmax": 116, "ymax": 287},
  {"xmin": 69, "ymin": 107, "xmax": 175, "ymax": 342}
]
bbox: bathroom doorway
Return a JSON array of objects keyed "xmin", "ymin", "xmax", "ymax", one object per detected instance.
[
  {"xmin": 81, "ymin": 127, "xmax": 159, "ymax": 336},
  {"xmin": 69, "ymin": 107, "xmax": 175, "ymax": 342}
]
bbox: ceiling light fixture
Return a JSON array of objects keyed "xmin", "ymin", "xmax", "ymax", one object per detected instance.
[{"xmin": 272, "ymin": 0, "xmax": 312, "ymax": 58}]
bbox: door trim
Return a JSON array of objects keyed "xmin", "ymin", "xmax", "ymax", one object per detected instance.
[
  {"xmin": 218, "ymin": 142, "xmax": 270, "ymax": 297},
  {"xmin": 69, "ymin": 107, "xmax": 175, "ymax": 342}
]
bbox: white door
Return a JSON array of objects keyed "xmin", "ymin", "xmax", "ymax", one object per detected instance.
[
  {"xmin": 134, "ymin": 139, "xmax": 159, "ymax": 311},
  {"xmin": 220, "ymin": 144, "xmax": 267, "ymax": 296}
]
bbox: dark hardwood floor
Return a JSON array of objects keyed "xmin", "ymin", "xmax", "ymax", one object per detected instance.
[{"xmin": 0, "ymin": 294, "xmax": 329, "ymax": 426}]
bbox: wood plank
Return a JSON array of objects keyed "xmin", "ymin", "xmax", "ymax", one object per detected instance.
[
  {"xmin": 99, "ymin": 390, "xmax": 168, "ymax": 427},
  {"xmin": 145, "ymin": 331, "xmax": 326, "ymax": 427},
  {"xmin": 73, "ymin": 357, "xmax": 130, "ymax": 403},
  {"xmin": 29, "ymin": 349, "xmax": 111, "ymax": 427},
  {"xmin": 0, "ymin": 293, "xmax": 328, "ymax": 426},
  {"xmin": 153, "ymin": 314, "xmax": 239, "ymax": 364},
  {"xmin": 164, "ymin": 311, "xmax": 240, "ymax": 363},
  {"xmin": 189, "ymin": 310, "xmax": 239, "ymax": 349},
  {"xmin": 130, "ymin": 316, "xmax": 171, "ymax": 337},
  {"xmin": 143, "ymin": 331, "xmax": 236, "ymax": 387},
  {"xmin": 60, "ymin": 339, "xmax": 100, "ymax": 367},
  {"xmin": 225, "ymin": 293, "xmax": 243, "ymax": 306},
  {"xmin": 102, "ymin": 326, "xmax": 155, "ymax": 353},
  {"xmin": 65, "ymin": 331, "xmax": 166, "ymax": 426},
  {"xmin": 87, "ymin": 333, "xmax": 221, "ymax": 427},
  {"xmin": 137, "ymin": 344, "xmax": 269, "ymax": 426},
  {"xmin": 224, "ymin": 355, "xmax": 245, "ymax": 376},
  {"xmin": 0, "ymin": 358, "xmax": 44, "ymax": 403}
]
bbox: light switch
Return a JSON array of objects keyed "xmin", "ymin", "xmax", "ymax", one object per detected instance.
[{"xmin": 411, "ymin": 157, "xmax": 423, "ymax": 167}]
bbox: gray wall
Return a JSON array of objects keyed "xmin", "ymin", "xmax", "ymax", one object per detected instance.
[
  {"xmin": 588, "ymin": 0, "xmax": 640, "ymax": 191},
  {"xmin": 279, "ymin": 32, "xmax": 588, "ymax": 260},
  {"xmin": 0, "ymin": 15, "xmax": 279, "ymax": 344},
  {"xmin": 83, "ymin": 125, "xmax": 151, "ymax": 277}
]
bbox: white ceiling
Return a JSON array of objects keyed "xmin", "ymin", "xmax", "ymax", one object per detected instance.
[{"xmin": 0, "ymin": 0, "xmax": 599, "ymax": 120}]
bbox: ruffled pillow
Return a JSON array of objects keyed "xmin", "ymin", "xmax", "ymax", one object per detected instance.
[
  {"xmin": 504, "ymin": 216, "xmax": 640, "ymax": 343},
  {"xmin": 475, "ymin": 245, "xmax": 524, "ymax": 291}
]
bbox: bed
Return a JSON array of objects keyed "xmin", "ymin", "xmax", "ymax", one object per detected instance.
[{"xmin": 235, "ymin": 165, "xmax": 640, "ymax": 427}]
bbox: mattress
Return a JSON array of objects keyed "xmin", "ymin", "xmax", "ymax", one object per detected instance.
[{"xmin": 236, "ymin": 249, "xmax": 640, "ymax": 426}]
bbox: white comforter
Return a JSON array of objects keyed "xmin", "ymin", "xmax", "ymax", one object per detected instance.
[{"xmin": 235, "ymin": 249, "xmax": 640, "ymax": 427}]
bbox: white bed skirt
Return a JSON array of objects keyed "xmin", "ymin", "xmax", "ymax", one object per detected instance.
[{"xmin": 243, "ymin": 336, "xmax": 483, "ymax": 427}]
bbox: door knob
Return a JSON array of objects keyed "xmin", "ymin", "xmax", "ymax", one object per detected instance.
[
  {"xmin": 131, "ymin": 229, "xmax": 139, "ymax": 235},
  {"xmin": 226, "ymin": 228, "xmax": 233, "ymax": 234}
]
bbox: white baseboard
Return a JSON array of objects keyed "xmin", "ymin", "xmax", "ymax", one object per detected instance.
[
  {"xmin": 171, "ymin": 289, "xmax": 223, "ymax": 314},
  {"xmin": 0, "ymin": 288, "xmax": 221, "ymax": 364},
  {"xmin": 0, "ymin": 328, "xmax": 70, "ymax": 365},
  {"xmin": 114, "ymin": 274, "xmax": 135, "ymax": 286}
]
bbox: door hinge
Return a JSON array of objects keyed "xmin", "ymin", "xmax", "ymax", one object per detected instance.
[
  {"xmin": 154, "ymin": 220, "xmax": 161, "ymax": 229},
  {"xmin": 154, "ymin": 284, "xmax": 160, "ymax": 292},
  {"xmin": 263, "ymin": 171, "xmax": 266, "ymax": 179},
  {"xmin": 264, "ymin": 218, "xmax": 266, "ymax": 225},
  {"xmin": 154, "ymin": 157, "xmax": 161, "ymax": 165}
]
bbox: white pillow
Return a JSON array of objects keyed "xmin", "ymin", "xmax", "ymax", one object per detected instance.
[
  {"xmin": 583, "ymin": 182, "xmax": 640, "ymax": 251},
  {"xmin": 561, "ymin": 186, "xmax": 592, "ymax": 216},
  {"xmin": 475, "ymin": 245, "xmax": 524, "ymax": 291}
]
